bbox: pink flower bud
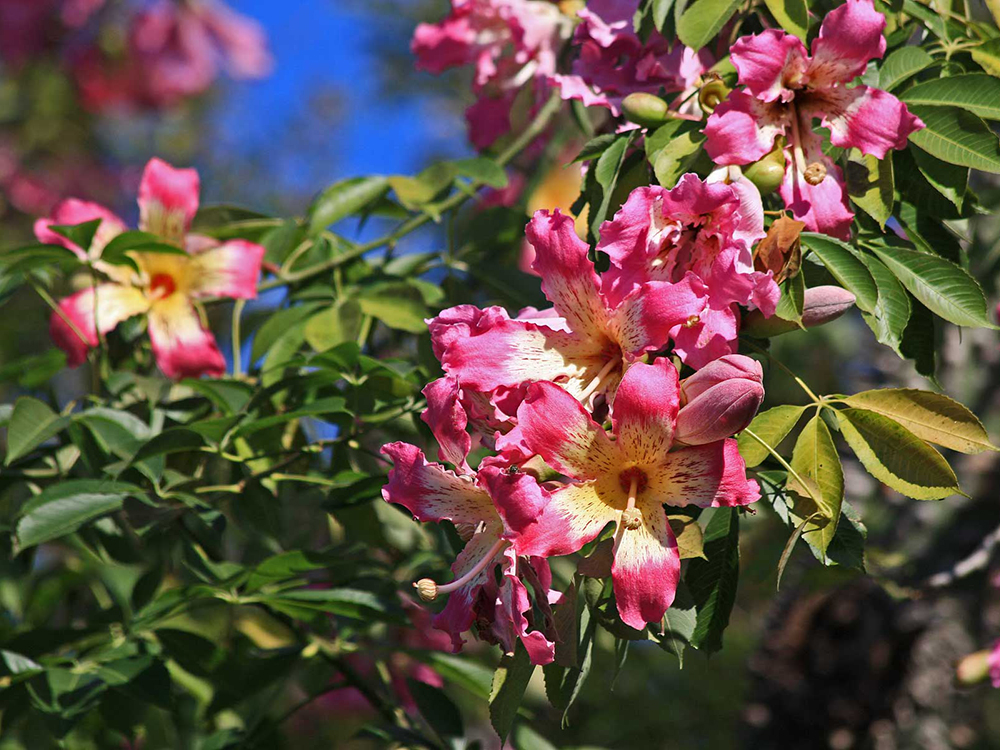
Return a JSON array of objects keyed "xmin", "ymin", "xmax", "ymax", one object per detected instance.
[
  {"xmin": 742, "ymin": 285, "xmax": 856, "ymax": 338},
  {"xmin": 675, "ymin": 355, "xmax": 764, "ymax": 445}
]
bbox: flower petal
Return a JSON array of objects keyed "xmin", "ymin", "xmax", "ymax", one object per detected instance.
[
  {"xmin": 779, "ymin": 142, "xmax": 854, "ymax": 240},
  {"xmin": 138, "ymin": 157, "xmax": 200, "ymax": 244},
  {"xmin": 433, "ymin": 525, "xmax": 506, "ymax": 651},
  {"xmin": 611, "ymin": 502, "xmax": 680, "ymax": 629},
  {"xmin": 50, "ymin": 284, "xmax": 151, "ymax": 367},
  {"xmin": 381, "ymin": 441, "xmax": 497, "ymax": 525},
  {"xmin": 809, "ymin": 0, "xmax": 886, "ymax": 86},
  {"xmin": 34, "ymin": 199, "xmax": 127, "ymax": 259},
  {"xmin": 492, "ymin": 547, "xmax": 556, "ymax": 664},
  {"xmin": 146, "ymin": 294, "xmax": 225, "ymax": 379},
  {"xmin": 650, "ymin": 438, "xmax": 760, "ymax": 508},
  {"xmin": 498, "ymin": 380, "xmax": 618, "ymax": 479},
  {"xmin": 669, "ymin": 301, "xmax": 740, "ymax": 369},
  {"xmin": 526, "ymin": 209, "xmax": 609, "ymax": 340},
  {"xmin": 732, "ymin": 29, "xmax": 807, "ymax": 103},
  {"xmin": 609, "ymin": 277, "xmax": 708, "ymax": 358},
  {"xmin": 612, "ymin": 358, "xmax": 680, "ymax": 465},
  {"xmin": 186, "ymin": 238, "xmax": 265, "ymax": 299},
  {"xmin": 810, "ymin": 85, "xmax": 924, "ymax": 160},
  {"xmin": 421, "ymin": 377, "xmax": 474, "ymax": 473},
  {"xmin": 704, "ymin": 90, "xmax": 789, "ymax": 166}
]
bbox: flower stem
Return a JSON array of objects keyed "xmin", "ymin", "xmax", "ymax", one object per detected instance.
[
  {"xmin": 740, "ymin": 337, "xmax": 822, "ymax": 404},
  {"xmin": 232, "ymin": 299, "xmax": 246, "ymax": 378},
  {"xmin": 742, "ymin": 427, "xmax": 823, "ymax": 509},
  {"xmin": 30, "ymin": 280, "xmax": 90, "ymax": 348}
]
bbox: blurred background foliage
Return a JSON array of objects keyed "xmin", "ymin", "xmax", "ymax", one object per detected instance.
[{"xmin": 1, "ymin": 1, "xmax": 1000, "ymax": 749}]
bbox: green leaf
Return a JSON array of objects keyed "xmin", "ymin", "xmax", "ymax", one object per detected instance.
[
  {"xmin": 763, "ymin": 0, "xmax": 808, "ymax": 41},
  {"xmin": 652, "ymin": 128, "xmax": 705, "ymax": 189},
  {"xmin": 423, "ymin": 653, "xmax": 494, "ymax": 700},
  {"xmin": 407, "ymin": 680, "xmax": 463, "ymax": 742},
  {"xmin": 686, "ymin": 507, "xmax": 740, "ymax": 654},
  {"xmin": 774, "ymin": 271, "xmax": 805, "ymax": 324},
  {"xmin": 801, "ymin": 234, "xmax": 878, "ymax": 313},
  {"xmin": 905, "ymin": 105, "xmax": 1000, "ymax": 173},
  {"xmin": 677, "ymin": 0, "xmax": 742, "ymax": 48},
  {"xmin": 835, "ymin": 408, "xmax": 962, "ymax": 500},
  {"xmin": 901, "ymin": 74, "xmax": 1000, "ymax": 121},
  {"xmin": 589, "ymin": 132, "xmax": 635, "ymax": 238},
  {"xmin": 878, "ymin": 46, "xmax": 934, "ymax": 91},
  {"xmin": 16, "ymin": 480, "xmax": 144, "ymax": 550},
  {"xmin": 100, "ymin": 231, "xmax": 186, "ymax": 271},
  {"xmin": 490, "ymin": 643, "xmax": 535, "ymax": 743},
  {"xmin": 652, "ymin": 0, "xmax": 675, "ymax": 30},
  {"xmin": 910, "ymin": 147, "xmax": 967, "ymax": 211},
  {"xmin": 572, "ymin": 133, "xmax": 619, "ymax": 163},
  {"xmin": 130, "ymin": 429, "xmax": 205, "ymax": 464},
  {"xmin": 308, "ymin": 176, "xmax": 389, "ymax": 234},
  {"xmin": 234, "ymin": 397, "xmax": 349, "ymax": 437},
  {"xmin": 788, "ymin": 415, "xmax": 844, "ymax": 559},
  {"xmin": 856, "ymin": 252, "xmax": 911, "ymax": 354},
  {"xmin": 738, "ymin": 405, "xmax": 808, "ymax": 467},
  {"xmin": 388, "ymin": 163, "xmax": 458, "ymax": 213},
  {"xmin": 870, "ymin": 244, "xmax": 994, "ymax": 328},
  {"xmin": 4, "ymin": 397, "xmax": 69, "ymax": 465},
  {"xmin": 846, "ymin": 150, "xmax": 893, "ymax": 227},
  {"xmin": 844, "ymin": 388, "xmax": 997, "ymax": 454},
  {"xmin": 264, "ymin": 588, "xmax": 400, "ymax": 622},
  {"xmin": 655, "ymin": 581, "xmax": 697, "ymax": 664},
  {"xmin": 776, "ymin": 512, "xmax": 820, "ymax": 589},
  {"xmin": 48, "ymin": 218, "xmax": 103, "ymax": 252},
  {"xmin": 899, "ymin": 298, "xmax": 938, "ymax": 380},
  {"xmin": 971, "ymin": 38, "xmax": 1000, "ymax": 78},
  {"xmin": 356, "ymin": 282, "xmax": 427, "ymax": 333},
  {"xmin": 251, "ymin": 302, "xmax": 324, "ymax": 363},
  {"xmin": 303, "ymin": 299, "xmax": 363, "ymax": 351},
  {"xmin": 454, "ymin": 157, "xmax": 508, "ymax": 188}
]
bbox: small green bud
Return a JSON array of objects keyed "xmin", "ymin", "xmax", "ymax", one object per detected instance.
[
  {"xmin": 621, "ymin": 92, "xmax": 670, "ymax": 128},
  {"xmin": 743, "ymin": 145, "xmax": 787, "ymax": 195}
]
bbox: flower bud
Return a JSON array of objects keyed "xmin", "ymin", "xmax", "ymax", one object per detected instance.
[
  {"xmin": 675, "ymin": 355, "xmax": 764, "ymax": 445},
  {"xmin": 621, "ymin": 92, "xmax": 670, "ymax": 128},
  {"xmin": 698, "ymin": 78, "xmax": 730, "ymax": 114},
  {"xmin": 742, "ymin": 285, "xmax": 857, "ymax": 338},
  {"xmin": 743, "ymin": 144, "xmax": 786, "ymax": 195}
]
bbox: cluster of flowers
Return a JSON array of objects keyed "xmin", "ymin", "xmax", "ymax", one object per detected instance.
[
  {"xmin": 37, "ymin": 158, "xmax": 266, "ymax": 379},
  {"xmin": 0, "ymin": 0, "xmax": 272, "ymax": 111},
  {"xmin": 382, "ymin": 173, "xmax": 776, "ymax": 662},
  {"xmin": 413, "ymin": 0, "xmax": 923, "ymax": 239}
]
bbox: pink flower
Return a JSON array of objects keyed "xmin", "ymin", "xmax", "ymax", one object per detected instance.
[
  {"xmin": 675, "ymin": 354, "xmax": 764, "ymax": 445},
  {"xmin": 380, "ymin": 441, "xmax": 556, "ymax": 664},
  {"xmin": 990, "ymin": 640, "xmax": 1000, "ymax": 689},
  {"xmin": 412, "ymin": 0, "xmax": 571, "ymax": 148},
  {"xmin": 0, "ymin": 0, "xmax": 56, "ymax": 66},
  {"xmin": 429, "ymin": 209, "xmax": 706, "ymax": 408},
  {"xmin": 597, "ymin": 174, "xmax": 778, "ymax": 368},
  {"xmin": 38, "ymin": 158, "xmax": 265, "ymax": 380},
  {"xmin": 494, "ymin": 358, "xmax": 759, "ymax": 629},
  {"xmin": 703, "ymin": 0, "xmax": 923, "ymax": 239},
  {"xmin": 553, "ymin": 0, "xmax": 713, "ymax": 116}
]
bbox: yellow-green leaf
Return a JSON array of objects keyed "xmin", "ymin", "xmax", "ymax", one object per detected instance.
[
  {"xmin": 835, "ymin": 408, "xmax": 961, "ymax": 500},
  {"xmin": 763, "ymin": 0, "xmax": 808, "ymax": 42},
  {"xmin": 788, "ymin": 415, "xmax": 844, "ymax": 558},
  {"xmin": 668, "ymin": 515, "xmax": 706, "ymax": 560},
  {"xmin": 843, "ymin": 388, "xmax": 997, "ymax": 454},
  {"xmin": 737, "ymin": 405, "xmax": 808, "ymax": 467}
]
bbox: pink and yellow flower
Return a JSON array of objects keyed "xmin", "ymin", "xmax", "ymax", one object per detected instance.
[
  {"xmin": 598, "ymin": 175, "xmax": 777, "ymax": 368},
  {"xmin": 381, "ymin": 441, "xmax": 556, "ymax": 664},
  {"xmin": 703, "ymin": 0, "xmax": 923, "ymax": 238},
  {"xmin": 494, "ymin": 358, "xmax": 759, "ymax": 629},
  {"xmin": 430, "ymin": 209, "xmax": 705, "ymax": 409},
  {"xmin": 38, "ymin": 158, "xmax": 265, "ymax": 380}
]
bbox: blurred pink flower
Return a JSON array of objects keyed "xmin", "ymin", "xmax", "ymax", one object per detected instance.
[{"xmin": 990, "ymin": 640, "xmax": 1000, "ymax": 689}]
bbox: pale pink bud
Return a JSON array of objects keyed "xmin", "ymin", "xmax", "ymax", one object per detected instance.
[
  {"xmin": 675, "ymin": 355, "xmax": 764, "ymax": 445},
  {"xmin": 742, "ymin": 285, "xmax": 856, "ymax": 338}
]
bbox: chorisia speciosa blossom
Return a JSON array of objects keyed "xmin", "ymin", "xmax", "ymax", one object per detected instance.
[
  {"xmin": 38, "ymin": 158, "xmax": 265, "ymax": 380},
  {"xmin": 493, "ymin": 358, "xmax": 760, "ymax": 630},
  {"xmin": 430, "ymin": 209, "xmax": 705, "ymax": 410},
  {"xmin": 703, "ymin": 0, "xmax": 923, "ymax": 239},
  {"xmin": 598, "ymin": 174, "xmax": 778, "ymax": 368},
  {"xmin": 381, "ymin": 442, "xmax": 556, "ymax": 664}
]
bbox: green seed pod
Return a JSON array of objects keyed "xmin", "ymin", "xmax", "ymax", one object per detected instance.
[
  {"xmin": 743, "ymin": 145, "xmax": 787, "ymax": 195},
  {"xmin": 621, "ymin": 92, "xmax": 670, "ymax": 128}
]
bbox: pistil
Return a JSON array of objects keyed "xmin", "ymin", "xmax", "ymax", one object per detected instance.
[
  {"xmin": 621, "ymin": 475, "xmax": 642, "ymax": 530},
  {"xmin": 787, "ymin": 104, "xmax": 809, "ymax": 177},
  {"xmin": 577, "ymin": 356, "xmax": 620, "ymax": 406},
  {"xmin": 414, "ymin": 536, "xmax": 508, "ymax": 602}
]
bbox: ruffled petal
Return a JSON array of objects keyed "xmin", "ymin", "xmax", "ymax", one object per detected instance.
[
  {"xmin": 146, "ymin": 294, "xmax": 225, "ymax": 379},
  {"xmin": 611, "ymin": 359, "xmax": 680, "ymax": 465},
  {"xmin": 185, "ymin": 238, "xmax": 264, "ymax": 299},
  {"xmin": 497, "ymin": 381, "xmax": 618, "ymax": 479},
  {"xmin": 611, "ymin": 501, "xmax": 680, "ymax": 629},
  {"xmin": 525, "ymin": 209, "xmax": 609, "ymax": 340},
  {"xmin": 811, "ymin": 85, "xmax": 924, "ymax": 160},
  {"xmin": 669, "ymin": 301, "xmax": 740, "ymax": 369},
  {"xmin": 809, "ymin": 0, "xmax": 887, "ymax": 86},
  {"xmin": 609, "ymin": 277, "xmax": 708, "ymax": 358},
  {"xmin": 649, "ymin": 439, "xmax": 760, "ymax": 508},
  {"xmin": 138, "ymin": 157, "xmax": 200, "ymax": 244},
  {"xmin": 731, "ymin": 29, "xmax": 808, "ymax": 103},
  {"xmin": 381, "ymin": 441, "xmax": 497, "ymax": 525},
  {"xmin": 421, "ymin": 377, "xmax": 474, "ymax": 473},
  {"xmin": 779, "ymin": 142, "xmax": 854, "ymax": 240},
  {"xmin": 704, "ymin": 90, "xmax": 790, "ymax": 166},
  {"xmin": 491, "ymin": 548, "xmax": 556, "ymax": 664},
  {"xmin": 50, "ymin": 284, "xmax": 151, "ymax": 367}
]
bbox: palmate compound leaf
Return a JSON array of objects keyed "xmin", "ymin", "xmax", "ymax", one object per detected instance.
[
  {"xmin": 737, "ymin": 405, "xmax": 809, "ymax": 468},
  {"xmin": 844, "ymin": 388, "xmax": 997, "ymax": 454},
  {"xmin": 835, "ymin": 408, "xmax": 962, "ymax": 500},
  {"xmin": 787, "ymin": 414, "xmax": 845, "ymax": 560}
]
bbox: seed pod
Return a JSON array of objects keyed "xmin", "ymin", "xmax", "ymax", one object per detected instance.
[
  {"xmin": 743, "ymin": 146, "xmax": 787, "ymax": 195},
  {"xmin": 742, "ymin": 285, "xmax": 857, "ymax": 338},
  {"xmin": 621, "ymin": 92, "xmax": 670, "ymax": 128}
]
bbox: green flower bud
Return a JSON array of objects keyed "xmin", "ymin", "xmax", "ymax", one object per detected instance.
[
  {"xmin": 743, "ymin": 146, "xmax": 787, "ymax": 195},
  {"xmin": 621, "ymin": 92, "xmax": 670, "ymax": 128}
]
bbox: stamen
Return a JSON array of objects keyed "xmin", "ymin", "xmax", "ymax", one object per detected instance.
[
  {"xmin": 621, "ymin": 476, "xmax": 642, "ymax": 530},
  {"xmin": 577, "ymin": 356, "xmax": 620, "ymax": 406},
  {"xmin": 414, "ymin": 536, "xmax": 508, "ymax": 602},
  {"xmin": 787, "ymin": 105, "xmax": 809, "ymax": 176},
  {"xmin": 803, "ymin": 162, "xmax": 827, "ymax": 185}
]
